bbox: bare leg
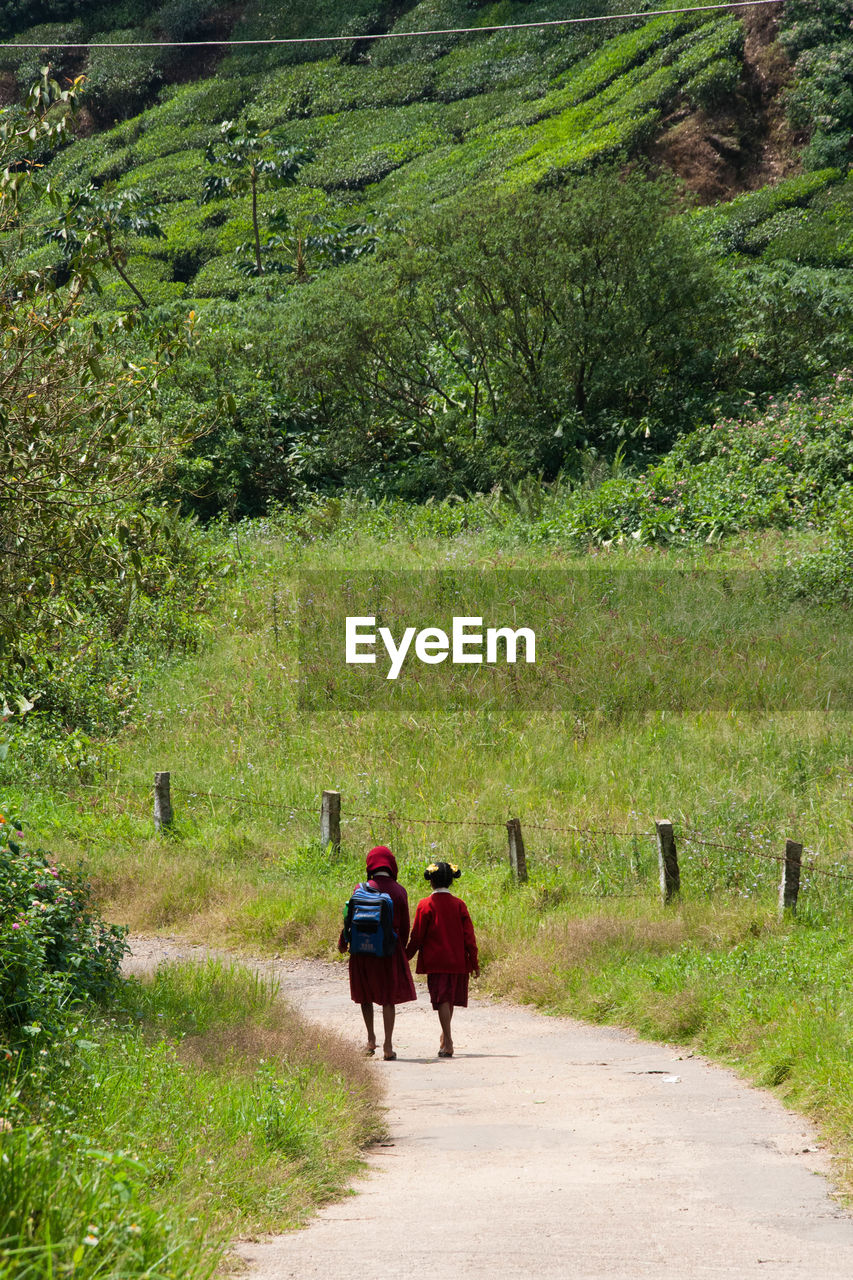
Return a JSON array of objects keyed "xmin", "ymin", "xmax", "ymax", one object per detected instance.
[
  {"xmin": 437, "ymin": 1002, "xmax": 454, "ymax": 1056},
  {"xmin": 382, "ymin": 1004, "xmax": 396, "ymax": 1058},
  {"xmin": 360, "ymin": 1002, "xmax": 376, "ymax": 1053}
]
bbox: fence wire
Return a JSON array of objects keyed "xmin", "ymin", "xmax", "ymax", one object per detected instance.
[{"xmin": 153, "ymin": 783, "xmax": 853, "ymax": 889}]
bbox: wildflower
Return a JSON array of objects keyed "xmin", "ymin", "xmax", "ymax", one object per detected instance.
[{"xmin": 83, "ymin": 1234, "xmax": 98, "ymax": 1246}]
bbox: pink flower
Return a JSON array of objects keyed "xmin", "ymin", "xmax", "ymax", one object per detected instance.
[{"xmin": 11, "ymin": 924, "xmax": 19, "ymax": 930}]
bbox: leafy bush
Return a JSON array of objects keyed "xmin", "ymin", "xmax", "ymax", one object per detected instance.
[
  {"xmin": 84, "ymin": 29, "xmax": 170, "ymax": 122},
  {"xmin": 300, "ymin": 101, "xmax": 451, "ymax": 190},
  {"xmin": 528, "ymin": 377, "xmax": 853, "ymax": 547},
  {"xmin": 157, "ymin": 0, "xmax": 217, "ymax": 41},
  {"xmin": 226, "ymin": 0, "xmax": 400, "ymax": 73},
  {"xmin": 723, "ymin": 261, "xmax": 853, "ymax": 387},
  {"xmin": 155, "ymin": 73, "xmax": 249, "ymax": 122},
  {"xmin": 279, "ymin": 170, "xmax": 723, "ymax": 494},
  {"xmin": 0, "ymin": 821, "xmax": 127, "ymax": 1043},
  {"xmin": 684, "ymin": 55, "xmax": 741, "ymax": 110},
  {"xmin": 698, "ymin": 170, "xmax": 843, "ymax": 255},
  {"xmin": 779, "ymin": 0, "xmax": 853, "ymax": 171},
  {"xmin": 784, "ymin": 485, "xmax": 853, "ymax": 604},
  {"xmin": 0, "ymin": 2, "xmax": 80, "ymax": 38},
  {"xmin": 249, "ymin": 59, "xmax": 437, "ymax": 122},
  {"xmin": 0, "ymin": 21, "xmax": 86, "ymax": 89}
]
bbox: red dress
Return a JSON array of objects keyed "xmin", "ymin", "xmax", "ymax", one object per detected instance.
[
  {"xmin": 339, "ymin": 874, "xmax": 417, "ymax": 1006},
  {"xmin": 406, "ymin": 890, "xmax": 479, "ymax": 1009}
]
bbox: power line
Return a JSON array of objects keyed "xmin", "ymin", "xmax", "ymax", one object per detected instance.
[{"xmin": 1, "ymin": 0, "xmax": 784, "ymax": 51}]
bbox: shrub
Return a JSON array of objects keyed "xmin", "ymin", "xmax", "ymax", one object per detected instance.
[
  {"xmin": 698, "ymin": 170, "xmax": 844, "ymax": 255},
  {"xmin": 278, "ymin": 171, "xmax": 723, "ymax": 493},
  {"xmin": 226, "ymin": 0, "xmax": 400, "ymax": 74},
  {"xmin": 530, "ymin": 377, "xmax": 853, "ymax": 547},
  {"xmin": 84, "ymin": 29, "xmax": 170, "ymax": 122},
  {"xmin": 684, "ymin": 55, "xmax": 741, "ymax": 110},
  {"xmin": 152, "ymin": 74, "xmax": 251, "ymax": 128},
  {"xmin": 0, "ymin": 21, "xmax": 85, "ymax": 90},
  {"xmin": 0, "ymin": 821, "xmax": 128, "ymax": 1044},
  {"xmin": 784, "ymin": 483, "xmax": 853, "ymax": 604},
  {"xmin": 779, "ymin": 0, "xmax": 853, "ymax": 171},
  {"xmin": 157, "ymin": 0, "xmax": 217, "ymax": 42}
]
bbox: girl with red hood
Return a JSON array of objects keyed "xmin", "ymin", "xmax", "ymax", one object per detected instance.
[{"xmin": 338, "ymin": 845, "xmax": 416, "ymax": 1060}]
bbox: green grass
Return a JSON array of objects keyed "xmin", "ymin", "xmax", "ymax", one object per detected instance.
[
  {"xmin": 10, "ymin": 507, "xmax": 846, "ymax": 1179},
  {"xmin": 0, "ymin": 959, "xmax": 382, "ymax": 1277}
]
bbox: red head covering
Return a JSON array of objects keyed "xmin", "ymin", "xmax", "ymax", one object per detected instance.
[{"xmin": 366, "ymin": 845, "xmax": 398, "ymax": 880}]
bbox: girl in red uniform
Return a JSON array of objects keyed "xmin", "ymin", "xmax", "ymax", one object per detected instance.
[
  {"xmin": 338, "ymin": 845, "xmax": 416, "ymax": 1060},
  {"xmin": 406, "ymin": 861, "xmax": 479, "ymax": 1058}
]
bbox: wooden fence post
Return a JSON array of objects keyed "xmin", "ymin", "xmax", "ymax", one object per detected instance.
[
  {"xmin": 779, "ymin": 838, "xmax": 802, "ymax": 915},
  {"xmin": 321, "ymin": 790, "xmax": 341, "ymax": 852},
  {"xmin": 506, "ymin": 817, "xmax": 528, "ymax": 883},
  {"xmin": 655, "ymin": 819, "xmax": 680, "ymax": 904},
  {"xmin": 154, "ymin": 771, "xmax": 173, "ymax": 832}
]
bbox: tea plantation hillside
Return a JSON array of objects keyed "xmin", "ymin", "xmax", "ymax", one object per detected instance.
[
  {"xmin": 2, "ymin": 0, "xmax": 850, "ymax": 514},
  {"xmin": 0, "ymin": 0, "xmax": 827, "ymax": 308},
  {"xmin": 0, "ymin": 1, "xmax": 851, "ymax": 750}
]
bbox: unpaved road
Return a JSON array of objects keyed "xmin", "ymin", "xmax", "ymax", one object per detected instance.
[{"xmin": 127, "ymin": 937, "xmax": 853, "ymax": 1280}]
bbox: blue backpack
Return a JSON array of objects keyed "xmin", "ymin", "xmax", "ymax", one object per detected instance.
[{"xmin": 344, "ymin": 883, "xmax": 397, "ymax": 957}]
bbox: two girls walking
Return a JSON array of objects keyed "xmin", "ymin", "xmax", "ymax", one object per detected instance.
[{"xmin": 339, "ymin": 847, "xmax": 479, "ymax": 1059}]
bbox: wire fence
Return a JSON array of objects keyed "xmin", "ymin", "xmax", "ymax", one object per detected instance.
[{"xmin": 135, "ymin": 772, "xmax": 853, "ymax": 909}]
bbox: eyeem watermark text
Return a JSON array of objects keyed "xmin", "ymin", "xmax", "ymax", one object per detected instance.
[{"xmin": 345, "ymin": 615, "xmax": 536, "ymax": 680}]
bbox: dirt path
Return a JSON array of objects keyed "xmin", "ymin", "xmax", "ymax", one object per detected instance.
[{"xmin": 127, "ymin": 937, "xmax": 853, "ymax": 1280}]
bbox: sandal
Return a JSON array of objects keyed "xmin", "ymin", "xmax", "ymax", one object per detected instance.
[
  {"xmin": 364, "ymin": 1045, "xmax": 376, "ymax": 1057},
  {"xmin": 383, "ymin": 1051, "xmax": 397, "ymax": 1061},
  {"xmin": 438, "ymin": 1048, "xmax": 453, "ymax": 1058}
]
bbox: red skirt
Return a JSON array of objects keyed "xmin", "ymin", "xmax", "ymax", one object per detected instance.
[
  {"xmin": 349, "ymin": 949, "xmax": 416, "ymax": 1006},
  {"xmin": 427, "ymin": 972, "xmax": 469, "ymax": 1010}
]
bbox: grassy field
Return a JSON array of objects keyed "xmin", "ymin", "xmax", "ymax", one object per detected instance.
[
  {"xmin": 0, "ymin": 958, "xmax": 382, "ymax": 1277},
  {"xmin": 5, "ymin": 513, "xmax": 852, "ymax": 1194}
]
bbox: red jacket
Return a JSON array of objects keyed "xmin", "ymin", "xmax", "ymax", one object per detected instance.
[{"xmin": 405, "ymin": 891, "xmax": 478, "ymax": 975}]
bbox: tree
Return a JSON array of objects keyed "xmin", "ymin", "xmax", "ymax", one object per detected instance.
[
  {"xmin": 0, "ymin": 72, "xmax": 197, "ymax": 649},
  {"xmin": 201, "ymin": 119, "xmax": 308, "ymax": 276},
  {"xmin": 281, "ymin": 171, "xmax": 725, "ymax": 489},
  {"xmin": 47, "ymin": 185, "xmax": 165, "ymax": 307},
  {"xmin": 264, "ymin": 209, "xmax": 378, "ymax": 282}
]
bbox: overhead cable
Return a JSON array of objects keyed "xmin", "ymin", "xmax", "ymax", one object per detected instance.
[{"xmin": 1, "ymin": 0, "xmax": 784, "ymax": 50}]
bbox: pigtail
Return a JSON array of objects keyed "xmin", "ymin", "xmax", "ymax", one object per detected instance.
[{"xmin": 424, "ymin": 861, "xmax": 462, "ymax": 888}]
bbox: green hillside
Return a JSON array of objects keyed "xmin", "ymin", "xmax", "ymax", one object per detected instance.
[
  {"xmin": 1, "ymin": 1, "xmax": 851, "ymax": 746},
  {"xmin": 3, "ymin": 2, "xmax": 767, "ymax": 304},
  {"xmin": 2, "ymin": 0, "xmax": 850, "ymax": 512},
  {"xmin": 0, "ymin": 2, "xmax": 845, "ymax": 292}
]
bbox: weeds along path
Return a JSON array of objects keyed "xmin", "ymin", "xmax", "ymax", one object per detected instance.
[{"xmin": 126, "ymin": 937, "xmax": 853, "ymax": 1280}]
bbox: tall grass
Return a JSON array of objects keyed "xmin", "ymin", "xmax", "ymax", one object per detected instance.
[
  {"xmin": 4, "ymin": 516, "xmax": 852, "ymax": 1190},
  {"xmin": 0, "ymin": 960, "xmax": 382, "ymax": 1277}
]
